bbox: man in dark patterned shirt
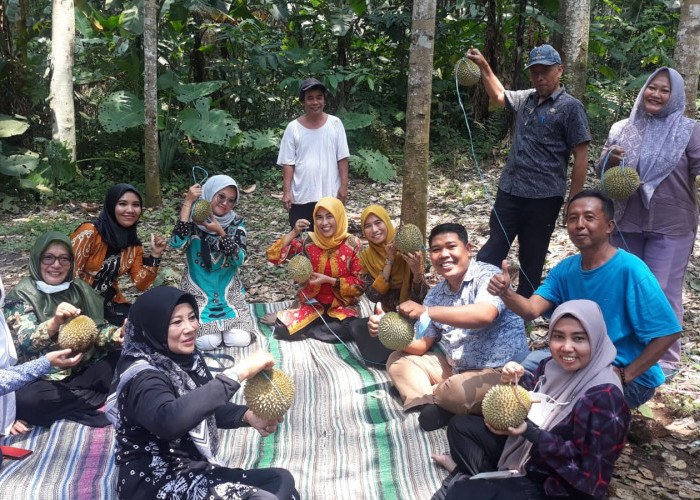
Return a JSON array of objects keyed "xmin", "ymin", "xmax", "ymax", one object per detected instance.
[{"xmin": 466, "ymin": 45, "xmax": 591, "ymax": 298}]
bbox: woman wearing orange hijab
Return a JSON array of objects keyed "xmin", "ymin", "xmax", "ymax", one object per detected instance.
[
  {"xmin": 348, "ymin": 205, "xmax": 428, "ymax": 364},
  {"xmin": 266, "ymin": 197, "xmax": 364, "ymax": 342}
]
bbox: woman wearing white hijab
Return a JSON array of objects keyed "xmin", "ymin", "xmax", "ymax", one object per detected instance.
[
  {"xmin": 596, "ymin": 67, "xmax": 700, "ymax": 374},
  {"xmin": 432, "ymin": 300, "xmax": 630, "ymax": 499},
  {"xmin": 171, "ymin": 175, "xmax": 254, "ymax": 351}
]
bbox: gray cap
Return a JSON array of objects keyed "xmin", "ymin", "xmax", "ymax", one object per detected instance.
[
  {"xmin": 525, "ymin": 44, "xmax": 562, "ymax": 69},
  {"xmin": 299, "ymin": 78, "xmax": 327, "ymax": 100}
]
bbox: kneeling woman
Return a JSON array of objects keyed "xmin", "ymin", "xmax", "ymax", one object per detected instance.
[
  {"xmin": 432, "ymin": 300, "xmax": 630, "ymax": 500},
  {"xmin": 267, "ymin": 197, "xmax": 364, "ymax": 342},
  {"xmin": 4, "ymin": 232, "xmax": 124, "ymax": 428},
  {"xmin": 171, "ymin": 175, "xmax": 254, "ymax": 351},
  {"xmin": 106, "ymin": 286, "xmax": 298, "ymax": 500},
  {"xmin": 349, "ymin": 205, "xmax": 428, "ymax": 363}
]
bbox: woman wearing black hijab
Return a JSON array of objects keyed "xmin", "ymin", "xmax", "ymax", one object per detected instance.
[
  {"xmin": 71, "ymin": 184, "xmax": 167, "ymax": 326},
  {"xmin": 106, "ymin": 286, "xmax": 298, "ymax": 499}
]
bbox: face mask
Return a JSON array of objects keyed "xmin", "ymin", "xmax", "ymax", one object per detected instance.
[{"xmin": 527, "ymin": 380, "xmax": 570, "ymax": 427}]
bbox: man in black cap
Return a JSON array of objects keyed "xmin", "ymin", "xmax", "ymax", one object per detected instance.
[
  {"xmin": 277, "ymin": 77, "xmax": 350, "ymax": 231},
  {"xmin": 465, "ymin": 45, "xmax": 590, "ymax": 298}
]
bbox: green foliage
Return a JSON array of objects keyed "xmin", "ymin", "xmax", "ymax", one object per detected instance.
[
  {"xmin": 98, "ymin": 91, "xmax": 145, "ymax": 132},
  {"xmin": 1, "ymin": 0, "xmax": 691, "ymax": 202},
  {"xmin": 179, "ymin": 97, "xmax": 240, "ymax": 145},
  {"xmin": 0, "ymin": 114, "xmax": 30, "ymax": 137},
  {"xmin": 0, "ymin": 214, "xmax": 77, "ymax": 252},
  {"xmin": 350, "ymin": 149, "xmax": 395, "ymax": 183}
]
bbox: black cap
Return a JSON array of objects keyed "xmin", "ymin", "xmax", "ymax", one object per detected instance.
[{"xmin": 299, "ymin": 78, "xmax": 327, "ymax": 100}]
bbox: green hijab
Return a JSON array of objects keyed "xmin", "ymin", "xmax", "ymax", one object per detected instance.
[{"xmin": 6, "ymin": 231, "xmax": 105, "ymax": 324}]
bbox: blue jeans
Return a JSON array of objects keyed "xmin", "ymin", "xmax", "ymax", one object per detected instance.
[
  {"xmin": 624, "ymin": 380, "xmax": 656, "ymax": 409},
  {"xmin": 520, "ymin": 348, "xmax": 551, "ymax": 373}
]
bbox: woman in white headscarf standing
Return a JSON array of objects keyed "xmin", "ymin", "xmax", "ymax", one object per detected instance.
[
  {"xmin": 171, "ymin": 175, "xmax": 254, "ymax": 351},
  {"xmin": 431, "ymin": 300, "xmax": 630, "ymax": 500},
  {"xmin": 596, "ymin": 67, "xmax": 700, "ymax": 374}
]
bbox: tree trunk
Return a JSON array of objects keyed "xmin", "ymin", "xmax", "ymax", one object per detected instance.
[
  {"xmin": 557, "ymin": 0, "xmax": 590, "ymax": 101},
  {"xmin": 49, "ymin": 0, "xmax": 76, "ymax": 161},
  {"xmin": 674, "ymin": 0, "xmax": 700, "ymax": 118},
  {"xmin": 143, "ymin": 0, "xmax": 162, "ymax": 206},
  {"xmin": 400, "ymin": 0, "xmax": 436, "ymax": 235}
]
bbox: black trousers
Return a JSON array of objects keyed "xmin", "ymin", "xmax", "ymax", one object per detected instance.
[
  {"xmin": 273, "ymin": 316, "xmax": 353, "ymax": 343},
  {"xmin": 14, "ymin": 350, "xmax": 121, "ymax": 428},
  {"xmin": 104, "ymin": 300, "xmax": 131, "ymax": 327},
  {"xmin": 431, "ymin": 414, "xmax": 549, "ymax": 500},
  {"xmin": 477, "ymin": 189, "xmax": 563, "ymax": 298},
  {"xmin": 347, "ymin": 317, "xmax": 393, "ymax": 366},
  {"xmin": 288, "ymin": 202, "xmax": 318, "ymax": 231}
]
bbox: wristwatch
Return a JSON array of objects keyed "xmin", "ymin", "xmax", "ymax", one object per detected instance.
[{"xmin": 385, "ymin": 258, "xmax": 393, "ymax": 266}]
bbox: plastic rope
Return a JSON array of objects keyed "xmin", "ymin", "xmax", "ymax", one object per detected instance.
[
  {"xmin": 192, "ymin": 165, "xmax": 209, "ymax": 186},
  {"xmin": 300, "ymin": 290, "xmax": 386, "ymax": 367},
  {"xmin": 261, "ymin": 370, "xmax": 290, "ymax": 406},
  {"xmin": 454, "ymin": 60, "xmax": 537, "ymax": 293}
]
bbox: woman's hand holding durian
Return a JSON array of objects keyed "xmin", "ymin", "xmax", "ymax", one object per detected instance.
[
  {"xmin": 47, "ymin": 302, "xmax": 80, "ymax": 337},
  {"xmin": 222, "ymin": 350, "xmax": 280, "ymax": 437},
  {"xmin": 179, "ymin": 184, "xmax": 202, "ymax": 222}
]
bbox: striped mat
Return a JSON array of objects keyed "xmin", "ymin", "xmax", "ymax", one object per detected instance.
[{"xmin": 0, "ymin": 301, "xmax": 449, "ymax": 499}]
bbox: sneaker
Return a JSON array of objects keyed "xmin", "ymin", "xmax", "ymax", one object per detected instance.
[
  {"xmin": 196, "ymin": 333, "xmax": 223, "ymax": 351},
  {"xmin": 222, "ymin": 329, "xmax": 252, "ymax": 347}
]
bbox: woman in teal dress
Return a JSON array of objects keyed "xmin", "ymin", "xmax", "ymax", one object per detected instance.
[{"xmin": 170, "ymin": 175, "xmax": 254, "ymax": 351}]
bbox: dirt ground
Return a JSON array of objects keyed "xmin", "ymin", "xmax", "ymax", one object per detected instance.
[{"xmin": 1, "ymin": 166, "xmax": 699, "ymax": 498}]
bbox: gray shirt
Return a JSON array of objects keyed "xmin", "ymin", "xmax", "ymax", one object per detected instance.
[
  {"xmin": 500, "ymin": 86, "xmax": 591, "ymax": 199},
  {"xmin": 423, "ymin": 260, "xmax": 528, "ymax": 372}
]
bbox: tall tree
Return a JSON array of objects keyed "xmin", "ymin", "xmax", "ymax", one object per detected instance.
[
  {"xmin": 401, "ymin": 0, "xmax": 436, "ymax": 234},
  {"xmin": 674, "ymin": 0, "xmax": 700, "ymax": 118},
  {"xmin": 49, "ymin": 0, "xmax": 77, "ymax": 161},
  {"xmin": 143, "ymin": 0, "xmax": 162, "ymax": 206},
  {"xmin": 557, "ymin": 0, "xmax": 590, "ymax": 100}
]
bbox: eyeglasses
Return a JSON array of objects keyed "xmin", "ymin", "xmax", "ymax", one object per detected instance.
[
  {"xmin": 215, "ymin": 193, "xmax": 237, "ymax": 206},
  {"xmin": 40, "ymin": 255, "xmax": 72, "ymax": 266}
]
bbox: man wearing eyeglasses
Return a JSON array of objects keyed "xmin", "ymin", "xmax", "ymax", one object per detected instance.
[{"xmin": 277, "ymin": 77, "xmax": 350, "ymax": 231}]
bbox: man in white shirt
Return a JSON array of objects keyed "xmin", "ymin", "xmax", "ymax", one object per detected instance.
[{"xmin": 277, "ymin": 77, "xmax": 350, "ymax": 230}]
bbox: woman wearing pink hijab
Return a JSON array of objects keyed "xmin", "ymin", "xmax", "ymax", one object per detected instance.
[
  {"xmin": 432, "ymin": 300, "xmax": 630, "ymax": 500},
  {"xmin": 596, "ymin": 67, "xmax": 700, "ymax": 375}
]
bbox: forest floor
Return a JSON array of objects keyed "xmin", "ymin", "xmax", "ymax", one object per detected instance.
[{"xmin": 1, "ymin": 163, "xmax": 699, "ymax": 498}]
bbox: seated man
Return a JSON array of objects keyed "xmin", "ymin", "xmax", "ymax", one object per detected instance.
[
  {"xmin": 387, "ymin": 223, "xmax": 528, "ymax": 432},
  {"xmin": 488, "ymin": 189, "xmax": 681, "ymax": 408}
]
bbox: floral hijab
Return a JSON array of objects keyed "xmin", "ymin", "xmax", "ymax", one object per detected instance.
[
  {"xmin": 604, "ymin": 67, "xmax": 695, "ymax": 207},
  {"xmin": 106, "ymin": 286, "xmax": 220, "ymax": 462}
]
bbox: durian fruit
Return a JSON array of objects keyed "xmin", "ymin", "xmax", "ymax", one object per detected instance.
[
  {"xmin": 395, "ymin": 224, "xmax": 424, "ymax": 254},
  {"xmin": 602, "ymin": 166, "xmax": 641, "ymax": 200},
  {"xmin": 481, "ymin": 384, "xmax": 532, "ymax": 431},
  {"xmin": 287, "ymin": 255, "xmax": 313, "ymax": 283},
  {"xmin": 57, "ymin": 315, "xmax": 98, "ymax": 353},
  {"xmin": 244, "ymin": 369, "xmax": 295, "ymax": 420},
  {"xmin": 454, "ymin": 58, "xmax": 481, "ymax": 87},
  {"xmin": 377, "ymin": 312, "xmax": 415, "ymax": 350},
  {"xmin": 191, "ymin": 199, "xmax": 212, "ymax": 224}
]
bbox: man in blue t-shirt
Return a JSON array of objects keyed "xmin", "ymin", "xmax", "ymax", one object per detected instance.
[{"xmin": 487, "ymin": 190, "xmax": 681, "ymax": 408}]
